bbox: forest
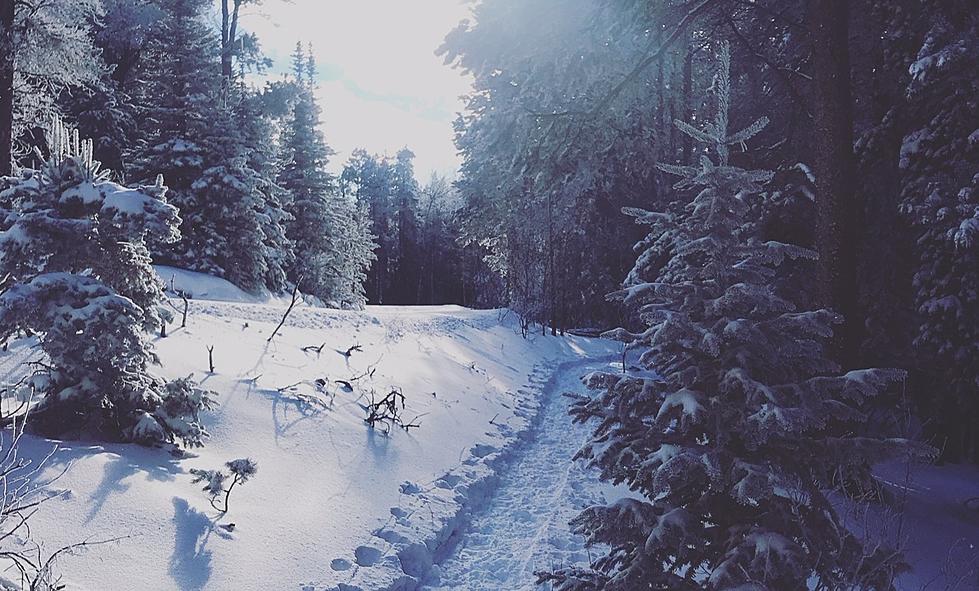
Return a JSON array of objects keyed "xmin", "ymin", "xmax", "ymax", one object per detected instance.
[{"xmin": 0, "ymin": 0, "xmax": 976, "ymax": 589}]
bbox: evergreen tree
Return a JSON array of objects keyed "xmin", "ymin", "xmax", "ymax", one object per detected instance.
[
  {"xmin": 542, "ymin": 44, "xmax": 931, "ymax": 591},
  {"xmin": 131, "ymin": 0, "xmax": 290, "ymax": 293},
  {"xmin": 0, "ymin": 118, "xmax": 213, "ymax": 446},
  {"xmin": 1, "ymin": 0, "xmax": 104, "ymax": 174},
  {"xmin": 128, "ymin": 0, "xmax": 221, "ymax": 269},
  {"xmin": 341, "ymin": 149, "xmax": 398, "ymax": 304},
  {"xmin": 439, "ymin": 0, "xmax": 677, "ymax": 330},
  {"xmin": 61, "ymin": 80, "xmax": 136, "ymax": 178},
  {"xmin": 235, "ymin": 86, "xmax": 294, "ymax": 293},
  {"xmin": 898, "ymin": 3, "xmax": 979, "ymax": 460},
  {"xmin": 391, "ymin": 148, "xmax": 420, "ymax": 304},
  {"xmin": 279, "ymin": 77, "xmax": 373, "ymax": 307}
]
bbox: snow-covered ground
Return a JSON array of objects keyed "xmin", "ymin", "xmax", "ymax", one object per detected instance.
[
  {"xmin": 0, "ymin": 268, "xmax": 976, "ymax": 590},
  {"xmin": 422, "ymin": 358, "xmax": 626, "ymax": 590},
  {"xmin": 0, "ymin": 268, "xmax": 619, "ymax": 591}
]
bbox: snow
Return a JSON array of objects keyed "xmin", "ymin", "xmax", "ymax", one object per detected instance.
[
  {"xmin": 860, "ymin": 462, "xmax": 979, "ymax": 590},
  {"xmin": 0, "ymin": 268, "xmax": 975, "ymax": 590},
  {"xmin": 421, "ymin": 358, "xmax": 627, "ymax": 590},
  {"xmin": 59, "ymin": 182, "xmax": 103, "ymax": 206},
  {"xmin": 154, "ymin": 265, "xmax": 285, "ymax": 304},
  {"xmin": 0, "ymin": 269, "xmax": 618, "ymax": 591}
]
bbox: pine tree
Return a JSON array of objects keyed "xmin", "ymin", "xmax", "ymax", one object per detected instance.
[
  {"xmin": 129, "ymin": 0, "xmax": 221, "ymax": 271},
  {"xmin": 898, "ymin": 3, "xmax": 979, "ymax": 460},
  {"xmin": 279, "ymin": 80, "xmax": 374, "ymax": 307},
  {"xmin": 235, "ymin": 86, "xmax": 294, "ymax": 293},
  {"xmin": 61, "ymin": 79, "xmax": 136, "ymax": 178},
  {"xmin": 290, "ymin": 40, "xmax": 306, "ymax": 82},
  {"xmin": 391, "ymin": 147, "xmax": 420, "ymax": 303},
  {"xmin": 541, "ymin": 44, "xmax": 932, "ymax": 591},
  {"xmin": 0, "ymin": 118, "xmax": 213, "ymax": 446},
  {"xmin": 131, "ymin": 0, "xmax": 290, "ymax": 293},
  {"xmin": 0, "ymin": 0, "xmax": 103, "ymax": 175}
]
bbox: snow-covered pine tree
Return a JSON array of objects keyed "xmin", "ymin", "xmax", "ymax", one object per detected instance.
[
  {"xmin": 61, "ymin": 80, "xmax": 136, "ymax": 178},
  {"xmin": 128, "ymin": 0, "xmax": 221, "ymax": 274},
  {"xmin": 898, "ymin": 4, "xmax": 978, "ymax": 460},
  {"xmin": 0, "ymin": 118, "xmax": 213, "ymax": 446},
  {"xmin": 0, "ymin": 0, "xmax": 104, "ymax": 175},
  {"xmin": 131, "ymin": 0, "xmax": 289, "ymax": 294},
  {"xmin": 541, "ymin": 43, "xmax": 932, "ymax": 591},
  {"xmin": 189, "ymin": 106, "xmax": 277, "ymax": 292},
  {"xmin": 235, "ymin": 86, "xmax": 294, "ymax": 293},
  {"xmin": 339, "ymin": 198, "xmax": 375, "ymax": 306},
  {"xmin": 278, "ymin": 72, "xmax": 374, "ymax": 308},
  {"xmin": 341, "ymin": 149, "xmax": 398, "ymax": 304}
]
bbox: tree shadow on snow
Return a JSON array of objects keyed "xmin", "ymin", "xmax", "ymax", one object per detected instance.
[
  {"xmin": 250, "ymin": 384, "xmax": 332, "ymax": 444},
  {"xmin": 8, "ymin": 436, "xmax": 185, "ymax": 524},
  {"xmin": 169, "ymin": 497, "xmax": 230, "ymax": 591},
  {"xmin": 81, "ymin": 447, "xmax": 184, "ymax": 523}
]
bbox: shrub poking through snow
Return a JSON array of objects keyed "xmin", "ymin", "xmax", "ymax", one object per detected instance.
[
  {"xmin": 0, "ymin": 117, "xmax": 213, "ymax": 447},
  {"xmin": 539, "ymin": 43, "xmax": 935, "ymax": 591},
  {"xmin": 190, "ymin": 458, "xmax": 258, "ymax": 514},
  {"xmin": 364, "ymin": 388, "xmax": 422, "ymax": 433}
]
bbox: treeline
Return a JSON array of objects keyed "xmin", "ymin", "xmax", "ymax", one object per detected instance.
[
  {"xmin": 340, "ymin": 150, "xmax": 501, "ymax": 307},
  {"xmin": 0, "ymin": 0, "xmax": 500, "ymax": 309},
  {"xmin": 0, "ymin": 0, "xmax": 506, "ymax": 316},
  {"xmin": 2, "ymin": 0, "xmax": 371, "ymax": 306},
  {"xmin": 441, "ymin": 0, "xmax": 978, "ymax": 461}
]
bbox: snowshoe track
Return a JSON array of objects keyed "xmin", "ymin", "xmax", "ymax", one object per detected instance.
[{"xmin": 422, "ymin": 359, "xmax": 616, "ymax": 590}]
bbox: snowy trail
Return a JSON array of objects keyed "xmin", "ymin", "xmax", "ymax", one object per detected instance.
[{"xmin": 424, "ymin": 359, "xmax": 619, "ymax": 590}]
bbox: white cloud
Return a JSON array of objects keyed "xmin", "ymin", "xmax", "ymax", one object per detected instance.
[{"xmin": 244, "ymin": 0, "xmax": 474, "ymax": 179}]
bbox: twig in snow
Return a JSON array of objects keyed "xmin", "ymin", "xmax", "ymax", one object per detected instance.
[
  {"xmin": 190, "ymin": 459, "xmax": 258, "ymax": 516},
  {"xmin": 267, "ymin": 277, "xmax": 303, "ymax": 342},
  {"xmin": 339, "ymin": 343, "xmax": 363, "ymax": 358},
  {"xmin": 364, "ymin": 388, "xmax": 420, "ymax": 433}
]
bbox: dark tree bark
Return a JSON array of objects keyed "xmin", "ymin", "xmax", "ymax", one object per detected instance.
[
  {"xmin": 220, "ymin": 0, "xmax": 242, "ymax": 93},
  {"xmin": 682, "ymin": 41, "xmax": 694, "ymax": 165},
  {"xmin": 0, "ymin": 0, "xmax": 15, "ymax": 176},
  {"xmin": 808, "ymin": 0, "xmax": 861, "ymax": 368}
]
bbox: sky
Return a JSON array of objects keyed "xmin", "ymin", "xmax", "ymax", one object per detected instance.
[{"xmin": 243, "ymin": 0, "xmax": 475, "ymax": 181}]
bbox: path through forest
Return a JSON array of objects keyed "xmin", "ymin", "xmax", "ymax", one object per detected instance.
[{"xmin": 423, "ymin": 359, "xmax": 623, "ymax": 590}]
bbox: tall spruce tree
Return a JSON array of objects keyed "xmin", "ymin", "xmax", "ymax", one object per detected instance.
[
  {"xmin": 0, "ymin": 118, "xmax": 213, "ymax": 446},
  {"xmin": 235, "ymin": 85, "xmax": 294, "ymax": 293},
  {"xmin": 279, "ymin": 49, "xmax": 374, "ymax": 307},
  {"xmin": 542, "ymin": 44, "xmax": 932, "ymax": 591},
  {"xmin": 898, "ymin": 3, "xmax": 979, "ymax": 460},
  {"xmin": 0, "ymin": 0, "xmax": 103, "ymax": 175},
  {"xmin": 391, "ymin": 148, "xmax": 420, "ymax": 304},
  {"xmin": 341, "ymin": 149, "xmax": 397, "ymax": 304},
  {"xmin": 131, "ymin": 0, "xmax": 289, "ymax": 293}
]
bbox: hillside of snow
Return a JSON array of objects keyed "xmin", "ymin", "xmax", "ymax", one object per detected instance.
[
  {"xmin": 0, "ymin": 270, "xmax": 976, "ymax": 591},
  {"xmin": 0, "ymin": 269, "xmax": 618, "ymax": 591}
]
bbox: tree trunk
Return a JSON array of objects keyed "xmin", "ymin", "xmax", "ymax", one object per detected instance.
[
  {"xmin": 220, "ymin": 0, "xmax": 241, "ymax": 95},
  {"xmin": 682, "ymin": 41, "xmax": 694, "ymax": 165},
  {"xmin": 809, "ymin": 0, "xmax": 861, "ymax": 369},
  {"xmin": 0, "ymin": 0, "xmax": 15, "ymax": 176}
]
